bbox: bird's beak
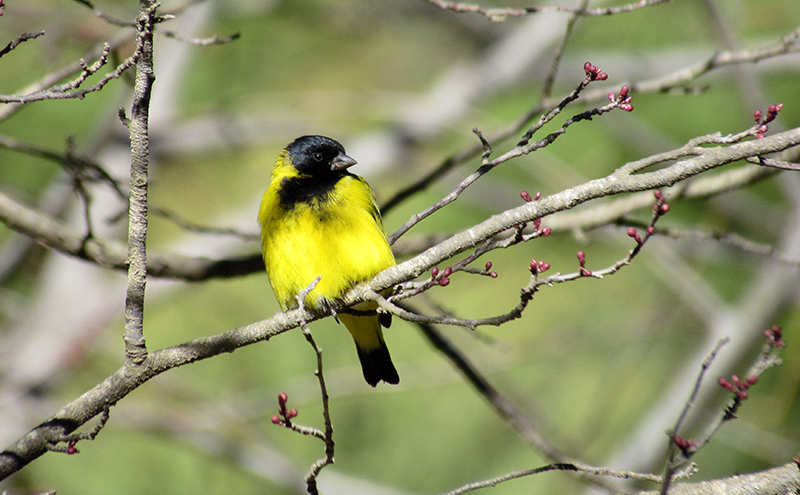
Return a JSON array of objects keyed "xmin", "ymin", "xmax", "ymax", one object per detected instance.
[{"xmin": 331, "ymin": 152, "xmax": 357, "ymax": 171}]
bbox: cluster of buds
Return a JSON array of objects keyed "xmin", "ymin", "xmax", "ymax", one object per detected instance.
[
  {"xmin": 653, "ymin": 189, "xmax": 670, "ymax": 216},
  {"xmin": 584, "ymin": 62, "xmax": 608, "ymax": 81},
  {"xmin": 577, "ymin": 251, "xmax": 591, "ymax": 277},
  {"xmin": 753, "ymin": 104, "xmax": 783, "ymax": 139},
  {"xmin": 529, "ymin": 259, "xmax": 550, "ymax": 274},
  {"xmin": 431, "ymin": 266, "xmax": 452, "ymax": 286},
  {"xmin": 608, "ymin": 85, "xmax": 633, "ymax": 112},
  {"xmin": 483, "ymin": 261, "xmax": 498, "ymax": 279},
  {"xmin": 718, "ymin": 374, "xmax": 758, "ymax": 400},
  {"xmin": 765, "ymin": 325, "xmax": 785, "ymax": 348},
  {"xmin": 673, "ymin": 435, "xmax": 697, "ymax": 456},
  {"xmin": 520, "ymin": 190, "xmax": 552, "ymax": 236},
  {"xmin": 271, "ymin": 392, "xmax": 298, "ymax": 426},
  {"xmin": 626, "ymin": 227, "xmax": 643, "ymax": 245}
]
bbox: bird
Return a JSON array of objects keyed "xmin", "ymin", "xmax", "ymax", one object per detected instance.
[{"xmin": 258, "ymin": 135, "xmax": 399, "ymax": 387}]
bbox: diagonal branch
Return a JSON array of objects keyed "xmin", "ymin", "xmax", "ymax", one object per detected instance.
[{"xmin": 1, "ymin": 128, "xmax": 798, "ymax": 481}]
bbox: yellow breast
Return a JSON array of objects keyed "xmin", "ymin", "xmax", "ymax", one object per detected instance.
[{"xmin": 259, "ymin": 171, "xmax": 395, "ymax": 310}]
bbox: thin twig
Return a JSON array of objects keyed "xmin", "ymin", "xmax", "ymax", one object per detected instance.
[
  {"xmin": 404, "ymin": 303, "xmax": 655, "ymax": 494},
  {"xmin": 0, "ymin": 31, "xmax": 46, "ymax": 59},
  {"xmin": 387, "ymin": 74, "xmax": 620, "ymax": 244},
  {"xmin": 301, "ymin": 325, "xmax": 335, "ymax": 495},
  {"xmin": 0, "ymin": 42, "xmax": 140, "ymax": 104},
  {"xmin": 636, "ymin": 224, "xmax": 800, "ymax": 266},
  {"xmin": 660, "ymin": 333, "xmax": 786, "ymax": 495},
  {"xmin": 441, "ymin": 462, "xmax": 662, "ymax": 495},
  {"xmin": 380, "ymin": 27, "xmax": 800, "ymax": 216},
  {"xmin": 0, "ymin": 30, "xmax": 134, "ymax": 121},
  {"xmin": 539, "ymin": 0, "xmax": 588, "ymax": 100},
  {"xmin": 426, "ymin": 0, "xmax": 671, "ymax": 22},
  {"xmin": 158, "ymin": 29, "xmax": 241, "ymax": 45},
  {"xmin": 291, "ymin": 277, "xmax": 336, "ymax": 495},
  {"xmin": 659, "ymin": 339, "xmax": 729, "ymax": 495},
  {"xmin": 46, "ymin": 409, "xmax": 111, "ymax": 454},
  {"xmin": 748, "ymin": 155, "xmax": 800, "ymax": 171},
  {"xmin": 72, "ymin": 0, "xmax": 134, "ymax": 27},
  {"xmin": 382, "ymin": 196, "xmax": 666, "ymax": 329}
]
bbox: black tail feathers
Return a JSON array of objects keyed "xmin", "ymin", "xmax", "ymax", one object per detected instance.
[{"xmin": 356, "ymin": 344, "xmax": 399, "ymax": 387}]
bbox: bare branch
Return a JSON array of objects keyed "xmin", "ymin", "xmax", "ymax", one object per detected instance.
[
  {"xmin": 72, "ymin": 0, "xmax": 134, "ymax": 27},
  {"xmin": 388, "ymin": 72, "xmax": 623, "ymax": 244},
  {"xmin": 659, "ymin": 339, "xmax": 729, "ymax": 495},
  {"xmin": 123, "ymin": 0, "xmax": 160, "ymax": 366},
  {"xmin": 1, "ymin": 129, "xmax": 798, "ymax": 287},
  {"xmin": 637, "ymin": 463, "xmax": 800, "ymax": 495},
  {"xmin": 426, "ymin": 0, "xmax": 671, "ymax": 22},
  {"xmin": 0, "ymin": 43, "xmax": 138, "ymax": 104},
  {"xmin": 646, "ymin": 226, "xmax": 800, "ymax": 266},
  {"xmin": 0, "ymin": 31, "xmax": 45, "ymax": 59},
  {"xmin": 46, "ymin": 408, "xmax": 110, "ymax": 454},
  {"xmin": 0, "ymin": 303, "xmax": 321, "ymax": 480},
  {"xmin": 539, "ymin": 0, "xmax": 588, "ymax": 100},
  {"xmin": 158, "ymin": 29, "xmax": 241, "ymax": 45},
  {"xmin": 381, "ymin": 27, "xmax": 800, "ymax": 215},
  {"xmin": 749, "ymin": 155, "xmax": 800, "ymax": 171},
  {"xmin": 301, "ymin": 325, "xmax": 335, "ymax": 495}
]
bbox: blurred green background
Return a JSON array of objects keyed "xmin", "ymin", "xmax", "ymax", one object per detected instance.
[{"xmin": 1, "ymin": 0, "xmax": 799, "ymax": 494}]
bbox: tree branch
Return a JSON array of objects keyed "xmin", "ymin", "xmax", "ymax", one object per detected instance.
[{"xmin": 122, "ymin": 0, "xmax": 159, "ymax": 366}]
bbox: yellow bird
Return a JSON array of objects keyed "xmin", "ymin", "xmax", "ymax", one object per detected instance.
[{"xmin": 259, "ymin": 135, "xmax": 399, "ymax": 386}]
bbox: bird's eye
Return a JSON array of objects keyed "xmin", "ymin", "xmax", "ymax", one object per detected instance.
[{"xmin": 312, "ymin": 152, "xmax": 324, "ymax": 162}]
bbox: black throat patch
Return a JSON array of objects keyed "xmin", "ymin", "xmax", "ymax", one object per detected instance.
[{"xmin": 277, "ymin": 173, "xmax": 349, "ymax": 212}]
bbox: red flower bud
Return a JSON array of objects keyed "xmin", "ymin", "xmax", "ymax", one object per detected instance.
[{"xmin": 718, "ymin": 377, "xmax": 735, "ymax": 392}]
